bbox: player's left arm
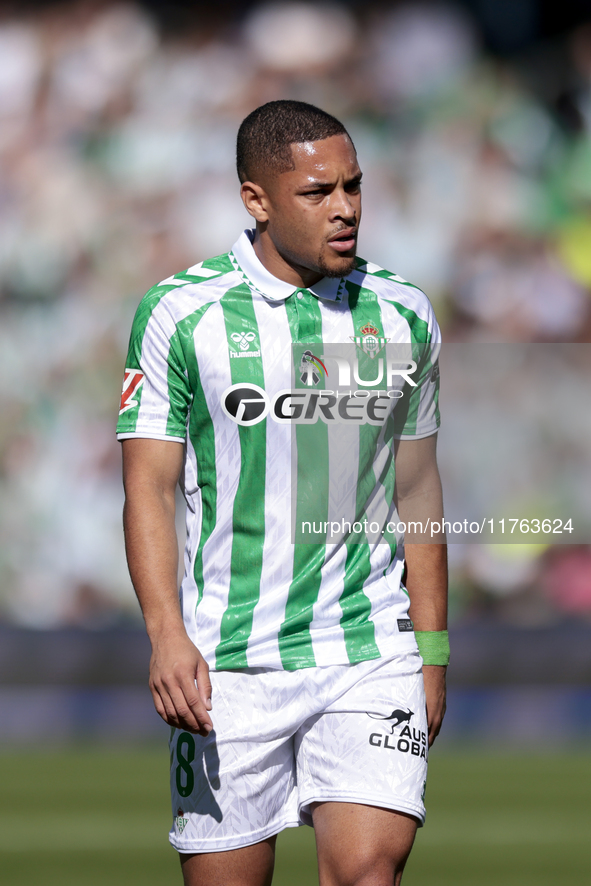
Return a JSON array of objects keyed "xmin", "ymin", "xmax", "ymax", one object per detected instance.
[{"xmin": 394, "ymin": 433, "xmax": 447, "ymax": 747}]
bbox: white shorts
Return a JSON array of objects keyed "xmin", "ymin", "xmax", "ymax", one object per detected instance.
[{"xmin": 169, "ymin": 651, "xmax": 428, "ymax": 854}]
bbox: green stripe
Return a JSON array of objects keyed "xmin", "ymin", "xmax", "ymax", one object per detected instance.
[
  {"xmin": 356, "ymin": 257, "xmax": 425, "ymax": 291},
  {"xmin": 384, "ymin": 300, "xmax": 434, "ymax": 436},
  {"xmin": 337, "ymin": 282, "xmax": 384, "ymax": 661},
  {"xmin": 384, "ymin": 300, "xmax": 432, "ymax": 344},
  {"xmin": 116, "ymin": 284, "xmax": 181, "ymax": 434},
  {"xmin": 201, "ymin": 254, "xmax": 234, "ymax": 274},
  {"xmin": 165, "ymin": 329, "xmax": 193, "ymax": 438},
  {"xmin": 215, "ymin": 285, "xmax": 266, "ymax": 669},
  {"xmin": 367, "ymin": 269, "xmax": 398, "ymax": 279},
  {"xmin": 375, "ymin": 422, "xmax": 398, "ymax": 570},
  {"xmin": 175, "ymin": 304, "xmax": 218, "ymax": 612},
  {"xmin": 278, "ymin": 291, "xmax": 327, "ymax": 670},
  {"xmin": 338, "ymin": 546, "xmax": 382, "ymax": 662},
  {"xmin": 173, "ymin": 254, "xmax": 234, "ymax": 284}
]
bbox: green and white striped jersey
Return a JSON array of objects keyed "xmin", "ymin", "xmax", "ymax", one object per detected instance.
[{"xmin": 117, "ymin": 230, "xmax": 441, "ymax": 671}]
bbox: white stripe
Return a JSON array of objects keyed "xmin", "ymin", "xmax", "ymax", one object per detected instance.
[
  {"xmin": 247, "ymin": 296, "xmax": 295, "ymax": 668},
  {"xmin": 371, "ymin": 557, "xmax": 407, "ymax": 653},
  {"xmin": 309, "ymin": 545, "xmax": 348, "ymax": 666},
  {"xmin": 179, "ymin": 432, "xmax": 201, "ymax": 647},
  {"xmin": 159, "ymin": 263, "xmax": 223, "ymax": 284},
  {"xmin": 358, "ymin": 260, "xmax": 382, "ymax": 275},
  {"xmin": 135, "ymin": 309, "xmax": 177, "ymax": 435},
  {"xmin": 158, "ymin": 277, "xmax": 189, "ymax": 287},
  {"xmin": 190, "ymin": 301, "xmax": 240, "ymax": 661},
  {"xmin": 184, "ymin": 263, "xmax": 224, "ymax": 278},
  {"xmin": 308, "ymin": 297, "xmax": 359, "ymax": 665}
]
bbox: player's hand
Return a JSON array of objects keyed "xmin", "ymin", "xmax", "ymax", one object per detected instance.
[
  {"xmin": 148, "ymin": 631, "xmax": 213, "ymax": 736},
  {"xmin": 423, "ymin": 664, "xmax": 446, "ymax": 747}
]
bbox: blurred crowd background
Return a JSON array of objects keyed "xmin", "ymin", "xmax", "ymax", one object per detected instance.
[{"xmin": 1, "ymin": 0, "xmax": 591, "ymax": 632}]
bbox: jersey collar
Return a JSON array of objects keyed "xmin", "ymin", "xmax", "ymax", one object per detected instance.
[{"xmin": 230, "ymin": 229, "xmax": 345, "ymax": 303}]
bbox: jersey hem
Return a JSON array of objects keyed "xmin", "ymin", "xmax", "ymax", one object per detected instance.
[
  {"xmin": 168, "ymin": 814, "xmax": 302, "ymax": 853},
  {"xmin": 117, "ymin": 432, "xmax": 186, "ymax": 442},
  {"xmin": 208, "ymin": 635, "xmax": 420, "ymax": 672},
  {"xmin": 391, "ymin": 425, "xmax": 440, "ymax": 441}
]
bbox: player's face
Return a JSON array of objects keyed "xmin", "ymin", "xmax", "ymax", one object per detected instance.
[{"xmin": 261, "ymin": 134, "xmax": 362, "ymax": 283}]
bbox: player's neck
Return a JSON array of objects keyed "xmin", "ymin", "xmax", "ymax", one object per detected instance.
[{"xmin": 252, "ymin": 228, "xmax": 323, "ymax": 289}]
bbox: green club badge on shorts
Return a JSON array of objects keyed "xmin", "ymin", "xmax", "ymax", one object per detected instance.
[{"xmin": 175, "ymin": 808, "xmax": 189, "ymax": 834}]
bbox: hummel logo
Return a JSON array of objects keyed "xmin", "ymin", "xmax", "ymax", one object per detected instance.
[
  {"xmin": 229, "ymin": 331, "xmax": 260, "ymax": 359},
  {"xmin": 230, "ymin": 331, "xmax": 256, "ymax": 351}
]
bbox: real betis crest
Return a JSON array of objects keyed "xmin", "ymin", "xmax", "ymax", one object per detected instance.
[
  {"xmin": 175, "ymin": 808, "xmax": 189, "ymax": 834},
  {"xmin": 351, "ymin": 324, "xmax": 389, "ymax": 359}
]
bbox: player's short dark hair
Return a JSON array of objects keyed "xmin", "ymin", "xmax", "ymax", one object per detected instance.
[{"xmin": 236, "ymin": 100, "xmax": 352, "ymax": 184}]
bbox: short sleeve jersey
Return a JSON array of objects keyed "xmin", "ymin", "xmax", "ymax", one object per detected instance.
[{"xmin": 117, "ymin": 230, "xmax": 441, "ymax": 671}]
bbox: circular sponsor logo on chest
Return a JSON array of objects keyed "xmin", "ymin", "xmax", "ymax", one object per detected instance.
[{"xmin": 221, "ymin": 383, "xmax": 270, "ymax": 425}]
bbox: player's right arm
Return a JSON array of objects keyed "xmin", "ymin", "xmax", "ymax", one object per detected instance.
[{"xmin": 122, "ymin": 437, "xmax": 212, "ymax": 736}]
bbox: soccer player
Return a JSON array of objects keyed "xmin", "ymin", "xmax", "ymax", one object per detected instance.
[{"xmin": 117, "ymin": 100, "xmax": 448, "ymax": 886}]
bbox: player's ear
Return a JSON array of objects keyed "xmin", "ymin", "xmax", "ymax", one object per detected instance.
[{"xmin": 240, "ymin": 181, "xmax": 269, "ymax": 222}]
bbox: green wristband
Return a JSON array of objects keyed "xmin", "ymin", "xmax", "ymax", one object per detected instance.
[{"xmin": 415, "ymin": 630, "xmax": 450, "ymax": 666}]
